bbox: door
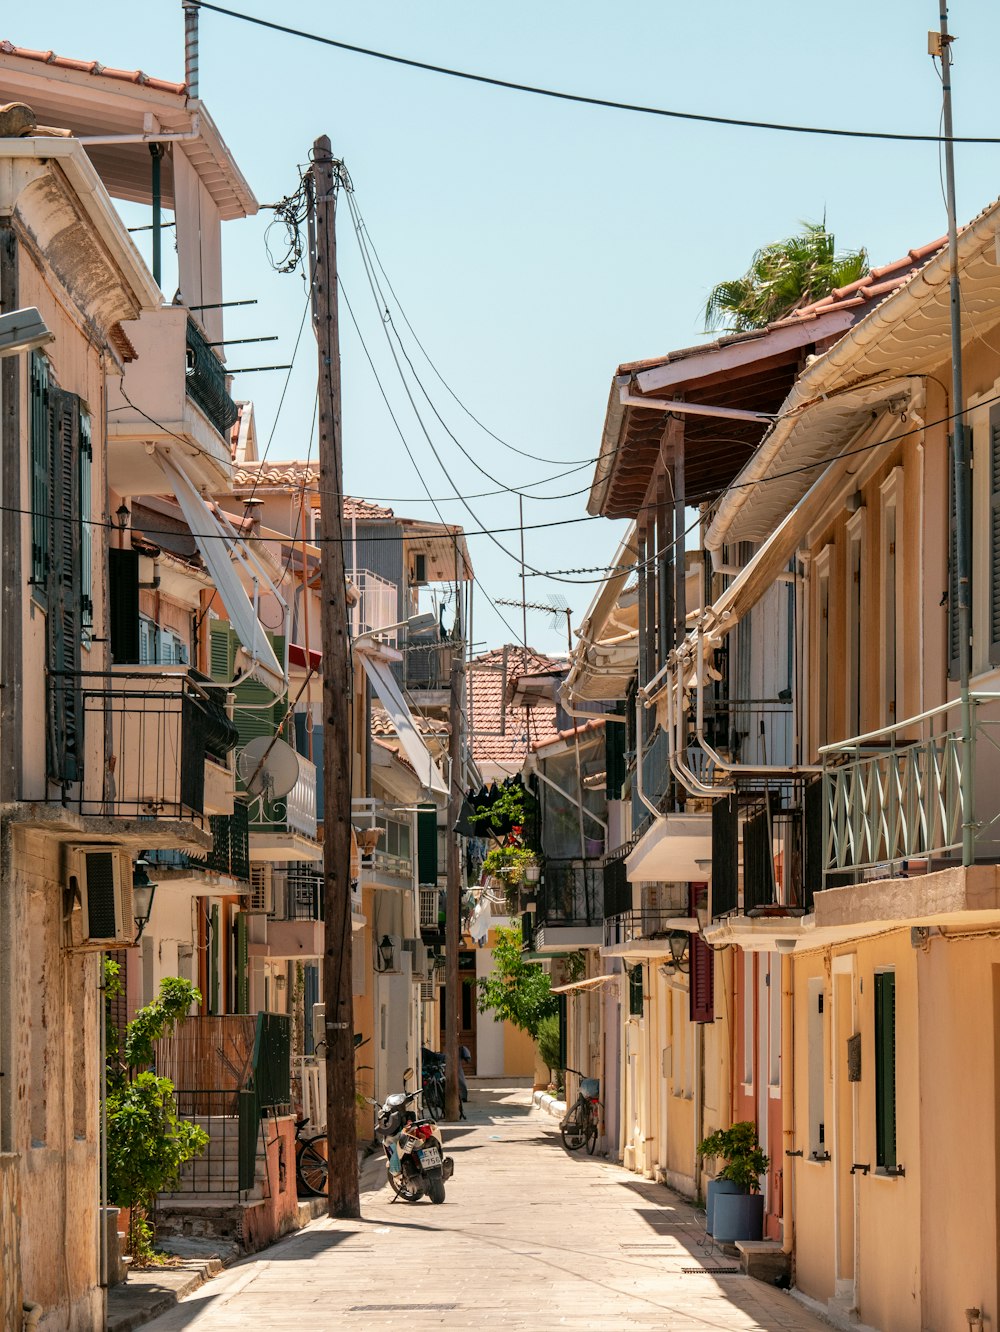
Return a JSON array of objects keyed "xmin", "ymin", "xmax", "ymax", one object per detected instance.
[
  {"xmin": 439, "ymin": 949, "xmax": 478, "ymax": 1072},
  {"xmin": 832, "ymin": 956, "xmax": 858, "ymax": 1306}
]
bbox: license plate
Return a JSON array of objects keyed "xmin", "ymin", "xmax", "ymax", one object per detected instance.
[{"xmin": 418, "ymin": 1146, "xmax": 441, "ymax": 1167}]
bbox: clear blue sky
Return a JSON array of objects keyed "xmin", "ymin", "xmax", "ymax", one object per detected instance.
[{"xmin": 9, "ymin": 2, "xmax": 1000, "ymax": 652}]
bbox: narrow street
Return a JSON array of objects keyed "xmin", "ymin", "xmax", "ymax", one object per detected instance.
[{"xmin": 143, "ymin": 1086, "xmax": 829, "ymax": 1331}]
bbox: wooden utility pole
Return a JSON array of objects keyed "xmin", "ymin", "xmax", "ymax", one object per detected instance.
[
  {"xmin": 444, "ymin": 649, "xmax": 464, "ymax": 1121},
  {"xmin": 310, "ymin": 134, "xmax": 360, "ymax": 1218}
]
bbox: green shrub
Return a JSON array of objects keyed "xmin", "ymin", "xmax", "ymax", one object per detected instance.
[{"xmin": 697, "ymin": 1120, "xmax": 769, "ymax": 1192}]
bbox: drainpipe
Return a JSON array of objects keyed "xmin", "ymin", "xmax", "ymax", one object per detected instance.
[
  {"xmin": 781, "ymin": 951, "xmax": 795, "ymax": 1259},
  {"xmin": 149, "ymin": 144, "xmax": 164, "ymax": 289},
  {"xmin": 693, "ymin": 1019, "xmax": 704, "ymax": 1201}
]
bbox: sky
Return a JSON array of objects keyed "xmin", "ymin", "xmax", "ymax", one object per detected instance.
[{"xmin": 9, "ymin": 1, "xmax": 1000, "ymax": 654}]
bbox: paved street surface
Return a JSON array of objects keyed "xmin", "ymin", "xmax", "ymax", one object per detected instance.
[{"xmin": 144, "ymin": 1085, "xmax": 828, "ymax": 1331}]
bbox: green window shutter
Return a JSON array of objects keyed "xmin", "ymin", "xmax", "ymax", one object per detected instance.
[
  {"xmin": 29, "ymin": 352, "xmax": 49, "ymax": 593},
  {"xmin": 210, "ymin": 623, "xmax": 236, "ymax": 681},
  {"xmin": 79, "ymin": 411, "xmax": 92, "ymax": 633},
  {"xmin": 108, "ymin": 548, "xmax": 141, "ymax": 663},
  {"xmin": 948, "ymin": 433, "xmax": 972, "ymax": 681},
  {"xmin": 417, "ymin": 807, "xmax": 438, "ymax": 884},
  {"xmin": 209, "ymin": 903, "xmax": 221, "ymax": 1015},
  {"xmin": 629, "ymin": 964, "xmax": 644, "ymax": 1017},
  {"xmin": 235, "ymin": 911, "xmax": 248, "ymax": 1014},
  {"xmin": 874, "ymin": 971, "xmax": 896, "ymax": 1170},
  {"xmin": 990, "ymin": 409, "xmax": 1000, "ymax": 664},
  {"xmin": 46, "ymin": 387, "xmax": 82, "ymax": 785}
]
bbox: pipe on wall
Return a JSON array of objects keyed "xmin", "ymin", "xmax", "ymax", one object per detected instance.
[{"xmin": 781, "ymin": 952, "xmax": 796, "ymax": 1258}]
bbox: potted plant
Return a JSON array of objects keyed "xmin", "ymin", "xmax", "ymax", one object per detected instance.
[
  {"xmin": 697, "ymin": 1121, "xmax": 769, "ymax": 1241},
  {"xmin": 481, "ymin": 845, "xmax": 538, "ymax": 885}
]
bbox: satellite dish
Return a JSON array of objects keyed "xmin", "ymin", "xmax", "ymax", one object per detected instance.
[{"xmin": 237, "ymin": 736, "xmax": 300, "ymax": 800}]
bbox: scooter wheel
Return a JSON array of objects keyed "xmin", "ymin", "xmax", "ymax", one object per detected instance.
[
  {"xmin": 425, "ymin": 1166, "xmax": 446, "ymax": 1204},
  {"xmin": 387, "ymin": 1168, "xmax": 420, "ymax": 1202}
]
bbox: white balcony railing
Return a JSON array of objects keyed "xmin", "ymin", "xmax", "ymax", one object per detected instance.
[
  {"xmin": 286, "ymin": 756, "xmax": 318, "ymax": 839},
  {"xmin": 351, "ymin": 796, "xmax": 414, "ymax": 885},
  {"xmin": 821, "ymin": 691, "xmax": 1000, "ymax": 879},
  {"xmin": 351, "ymin": 569, "xmax": 398, "ymax": 643}
]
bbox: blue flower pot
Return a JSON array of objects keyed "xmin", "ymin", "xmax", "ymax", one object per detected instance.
[
  {"xmin": 705, "ymin": 1177, "xmax": 743, "ymax": 1236},
  {"xmin": 712, "ymin": 1190, "xmax": 764, "ymax": 1243}
]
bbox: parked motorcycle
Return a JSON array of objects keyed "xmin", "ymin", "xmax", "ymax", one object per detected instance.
[
  {"xmin": 371, "ymin": 1068, "xmax": 454, "ymax": 1204},
  {"xmin": 420, "ymin": 1045, "xmax": 471, "ymax": 1120}
]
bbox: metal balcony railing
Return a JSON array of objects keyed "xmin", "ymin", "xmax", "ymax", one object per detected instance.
[
  {"xmin": 148, "ymin": 802, "xmax": 250, "ymax": 880},
  {"xmin": 352, "ymin": 797, "xmax": 414, "ymax": 884},
  {"xmin": 351, "ymin": 569, "xmax": 398, "ymax": 643},
  {"xmin": 604, "ymin": 907, "xmax": 687, "ymax": 949},
  {"xmin": 242, "ymin": 751, "xmax": 317, "ymax": 841},
  {"xmin": 185, "ymin": 318, "xmax": 239, "ymax": 439},
  {"xmin": 270, "ymin": 870, "xmax": 323, "ymax": 921},
  {"xmin": 45, "ymin": 668, "xmax": 237, "ymax": 825},
  {"xmin": 534, "ymin": 859, "xmax": 601, "ymax": 929},
  {"xmin": 821, "ymin": 692, "xmax": 1000, "ymax": 881}
]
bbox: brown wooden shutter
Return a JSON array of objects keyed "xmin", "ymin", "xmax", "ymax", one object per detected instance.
[{"xmin": 689, "ymin": 934, "xmax": 715, "ymax": 1023}]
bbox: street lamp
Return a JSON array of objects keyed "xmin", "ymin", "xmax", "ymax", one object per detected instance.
[
  {"xmin": 378, "ymin": 934, "xmax": 395, "ymax": 971},
  {"xmin": 0, "ymin": 307, "xmax": 53, "ymax": 358},
  {"xmin": 666, "ymin": 931, "xmax": 690, "ymax": 973},
  {"xmin": 132, "ymin": 855, "xmax": 158, "ymax": 940}
]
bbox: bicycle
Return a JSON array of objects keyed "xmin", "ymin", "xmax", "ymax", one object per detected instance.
[
  {"xmin": 559, "ymin": 1070, "xmax": 601, "ymax": 1154},
  {"xmin": 294, "ymin": 1117, "xmax": 329, "ymax": 1196}
]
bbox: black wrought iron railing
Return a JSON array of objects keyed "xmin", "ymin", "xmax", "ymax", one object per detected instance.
[
  {"xmin": 710, "ymin": 779, "xmax": 822, "ymax": 919},
  {"xmin": 189, "ymin": 802, "xmax": 250, "ymax": 880},
  {"xmin": 185, "ymin": 318, "xmax": 239, "ymax": 439},
  {"xmin": 534, "ymin": 859, "xmax": 601, "ymax": 928},
  {"xmin": 43, "ymin": 670, "xmax": 236, "ymax": 825},
  {"xmin": 271, "ymin": 871, "xmax": 323, "ymax": 921},
  {"xmin": 604, "ymin": 907, "xmax": 687, "ymax": 949}
]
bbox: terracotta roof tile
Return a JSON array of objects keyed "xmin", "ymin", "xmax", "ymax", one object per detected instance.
[
  {"xmin": 468, "ymin": 645, "xmax": 564, "ymax": 769},
  {"xmin": 0, "ymin": 40, "xmax": 187, "ymax": 95},
  {"xmin": 230, "ymin": 461, "xmax": 395, "ymax": 520},
  {"xmin": 370, "ymin": 705, "xmax": 449, "ymax": 740},
  {"xmin": 530, "ymin": 717, "xmax": 605, "ymax": 753}
]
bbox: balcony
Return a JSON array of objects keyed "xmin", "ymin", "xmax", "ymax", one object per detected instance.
[
  {"xmin": 147, "ymin": 803, "xmax": 250, "ymax": 884},
  {"xmin": 243, "ymin": 750, "xmax": 319, "ymax": 862},
  {"xmin": 822, "ymin": 692, "xmax": 1000, "ymax": 881},
  {"xmin": 262, "ymin": 869, "xmax": 324, "ymax": 960},
  {"xmin": 351, "ymin": 569, "xmax": 399, "ymax": 641},
  {"xmin": 42, "ymin": 667, "xmax": 237, "ymax": 844},
  {"xmin": 106, "ymin": 307, "xmax": 238, "ymax": 494},
  {"xmin": 352, "ymin": 798, "xmax": 414, "ymax": 887},
  {"xmin": 526, "ymin": 859, "xmax": 602, "ymax": 953},
  {"xmin": 398, "ymin": 631, "xmax": 456, "ymax": 704}
]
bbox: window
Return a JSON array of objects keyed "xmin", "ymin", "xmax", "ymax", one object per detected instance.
[
  {"xmin": 628, "ymin": 963, "xmax": 644, "ymax": 1017},
  {"xmin": 846, "ymin": 508, "xmax": 866, "ymax": 738},
  {"xmin": 807, "ymin": 979, "xmax": 826, "ymax": 1158},
  {"xmin": 874, "ymin": 971, "xmax": 897, "ymax": 1170},
  {"xmin": 814, "ymin": 548, "xmax": 831, "ymax": 751},
  {"xmin": 880, "ymin": 469, "xmax": 903, "ymax": 723}
]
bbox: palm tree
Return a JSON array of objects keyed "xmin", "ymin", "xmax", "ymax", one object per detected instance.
[{"xmin": 704, "ymin": 221, "xmax": 869, "ymax": 333}]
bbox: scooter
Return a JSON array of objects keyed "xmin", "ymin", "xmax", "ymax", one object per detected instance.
[{"xmin": 371, "ymin": 1067, "xmax": 454, "ymax": 1204}]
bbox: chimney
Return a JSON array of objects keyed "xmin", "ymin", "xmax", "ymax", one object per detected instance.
[{"xmin": 183, "ymin": 0, "xmax": 199, "ymax": 99}]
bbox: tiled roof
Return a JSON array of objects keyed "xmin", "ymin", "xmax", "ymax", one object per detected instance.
[
  {"xmin": 530, "ymin": 717, "xmax": 605, "ymax": 753},
  {"xmin": 468, "ymin": 646, "xmax": 564, "ymax": 769},
  {"xmin": 0, "ymin": 40, "xmax": 186, "ymax": 95},
  {"xmin": 231, "ymin": 461, "xmax": 396, "ymax": 520},
  {"xmin": 370, "ymin": 705, "xmax": 449, "ymax": 740},
  {"xmin": 617, "ymin": 238, "xmax": 945, "ymax": 376}
]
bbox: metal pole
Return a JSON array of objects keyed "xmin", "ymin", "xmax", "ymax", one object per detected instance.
[
  {"xmin": 150, "ymin": 144, "xmax": 164, "ymax": 290},
  {"xmin": 519, "ymin": 495, "xmax": 528, "ymax": 657},
  {"xmin": 444, "ymin": 650, "xmax": 464, "ymax": 1121},
  {"xmin": 182, "ymin": 0, "xmax": 199, "ymax": 98},
  {"xmin": 939, "ymin": 5, "xmax": 975, "ymax": 864},
  {"xmin": 310, "ymin": 135, "xmax": 360, "ymax": 1218}
]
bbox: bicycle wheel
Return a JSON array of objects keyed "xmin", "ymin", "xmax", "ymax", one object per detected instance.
[
  {"xmin": 296, "ymin": 1135, "xmax": 328, "ymax": 1197},
  {"xmin": 560, "ymin": 1104, "xmax": 587, "ymax": 1151},
  {"xmin": 585, "ymin": 1102, "xmax": 601, "ymax": 1155}
]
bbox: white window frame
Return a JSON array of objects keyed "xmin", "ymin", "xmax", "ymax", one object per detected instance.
[
  {"xmin": 879, "ymin": 468, "xmax": 904, "ymax": 727},
  {"xmin": 845, "ymin": 508, "xmax": 867, "ymax": 738}
]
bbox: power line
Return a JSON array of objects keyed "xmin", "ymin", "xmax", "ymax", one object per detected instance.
[
  {"xmin": 195, "ymin": 1, "xmax": 1000, "ymax": 145},
  {"xmin": 348, "ymin": 199, "xmax": 593, "ymax": 467}
]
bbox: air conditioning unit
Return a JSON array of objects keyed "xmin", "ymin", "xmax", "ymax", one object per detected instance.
[
  {"xmin": 408, "ymin": 942, "xmax": 429, "ymax": 980},
  {"xmin": 420, "ymin": 980, "xmax": 435, "ymax": 1003},
  {"xmin": 64, "ymin": 845, "xmax": 133, "ymax": 950},
  {"xmin": 247, "ymin": 863, "xmax": 273, "ymax": 914}
]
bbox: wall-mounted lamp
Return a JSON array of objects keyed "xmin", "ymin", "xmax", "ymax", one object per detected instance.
[
  {"xmin": 274, "ymin": 972, "xmax": 286, "ymax": 991},
  {"xmin": 115, "ymin": 502, "xmax": 131, "ymax": 532},
  {"xmin": 379, "ymin": 934, "xmax": 395, "ymax": 971},
  {"xmin": 132, "ymin": 855, "xmax": 158, "ymax": 940},
  {"xmin": 666, "ymin": 931, "xmax": 690, "ymax": 973}
]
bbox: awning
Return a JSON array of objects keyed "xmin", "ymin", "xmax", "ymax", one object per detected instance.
[
  {"xmin": 289, "ymin": 643, "xmax": 321, "ymax": 672},
  {"xmin": 356, "ymin": 648, "xmax": 449, "ymax": 796},
  {"xmin": 625, "ymin": 813, "xmax": 712, "ymax": 883},
  {"xmin": 156, "ymin": 451, "xmax": 285, "ymax": 693},
  {"xmin": 550, "ymin": 974, "xmax": 621, "ymax": 996}
]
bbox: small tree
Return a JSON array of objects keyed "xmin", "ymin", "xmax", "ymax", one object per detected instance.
[
  {"xmin": 535, "ymin": 1012, "xmax": 562, "ymax": 1091},
  {"xmin": 475, "ymin": 923, "xmax": 557, "ymax": 1040},
  {"xmin": 105, "ymin": 964, "xmax": 208, "ymax": 1262}
]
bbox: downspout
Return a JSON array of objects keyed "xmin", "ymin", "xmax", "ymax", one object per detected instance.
[
  {"xmin": 694, "ymin": 1018, "xmax": 704, "ymax": 1201},
  {"xmin": 781, "ymin": 951, "xmax": 796, "ymax": 1258}
]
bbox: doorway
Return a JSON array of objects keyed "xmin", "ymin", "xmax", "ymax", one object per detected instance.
[{"xmin": 439, "ymin": 949, "xmax": 478, "ymax": 1072}]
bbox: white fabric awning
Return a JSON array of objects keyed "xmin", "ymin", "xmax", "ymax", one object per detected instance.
[
  {"xmin": 156, "ymin": 451, "xmax": 285, "ymax": 694},
  {"xmin": 625, "ymin": 813, "xmax": 712, "ymax": 883},
  {"xmin": 356, "ymin": 648, "xmax": 449, "ymax": 796},
  {"xmin": 551, "ymin": 974, "xmax": 621, "ymax": 996}
]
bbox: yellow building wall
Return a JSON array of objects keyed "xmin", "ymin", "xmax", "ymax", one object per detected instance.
[{"xmin": 503, "ymin": 1016, "xmax": 538, "ymax": 1078}]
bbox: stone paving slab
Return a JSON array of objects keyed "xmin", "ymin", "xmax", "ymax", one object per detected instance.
[{"xmin": 140, "ymin": 1085, "xmax": 833, "ymax": 1331}]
